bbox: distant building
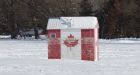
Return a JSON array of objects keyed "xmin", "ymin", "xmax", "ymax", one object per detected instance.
[{"xmin": 47, "ymin": 17, "xmax": 99, "ymax": 61}]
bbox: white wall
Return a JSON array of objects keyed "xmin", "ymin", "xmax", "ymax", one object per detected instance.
[
  {"xmin": 94, "ymin": 28, "xmax": 99, "ymax": 61},
  {"xmin": 61, "ymin": 29, "xmax": 81, "ymax": 60}
]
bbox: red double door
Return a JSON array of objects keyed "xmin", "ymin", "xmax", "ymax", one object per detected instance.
[{"xmin": 48, "ymin": 29, "xmax": 95, "ymax": 61}]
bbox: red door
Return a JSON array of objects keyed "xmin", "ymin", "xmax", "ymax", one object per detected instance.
[
  {"xmin": 48, "ymin": 30, "xmax": 61, "ymax": 59},
  {"xmin": 81, "ymin": 29, "xmax": 94, "ymax": 61}
]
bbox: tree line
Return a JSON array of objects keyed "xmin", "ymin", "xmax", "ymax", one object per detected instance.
[{"xmin": 0, "ymin": 0, "xmax": 140, "ymax": 39}]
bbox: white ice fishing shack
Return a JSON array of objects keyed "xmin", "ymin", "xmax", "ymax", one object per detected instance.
[{"xmin": 47, "ymin": 17, "xmax": 99, "ymax": 61}]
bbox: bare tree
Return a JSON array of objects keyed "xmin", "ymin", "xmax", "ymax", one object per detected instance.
[
  {"xmin": 48, "ymin": 0, "xmax": 79, "ymax": 16},
  {"xmin": 5, "ymin": 0, "xmax": 19, "ymax": 39}
]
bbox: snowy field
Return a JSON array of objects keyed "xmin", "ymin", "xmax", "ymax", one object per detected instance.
[{"xmin": 0, "ymin": 39, "xmax": 140, "ymax": 75}]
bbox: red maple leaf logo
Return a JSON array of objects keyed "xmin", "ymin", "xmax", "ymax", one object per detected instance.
[{"xmin": 64, "ymin": 34, "xmax": 78, "ymax": 48}]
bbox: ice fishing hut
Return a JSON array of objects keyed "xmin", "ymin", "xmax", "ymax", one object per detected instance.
[{"xmin": 47, "ymin": 17, "xmax": 99, "ymax": 61}]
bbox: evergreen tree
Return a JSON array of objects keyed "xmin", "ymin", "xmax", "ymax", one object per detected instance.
[
  {"xmin": 104, "ymin": 0, "xmax": 123, "ymax": 38},
  {"xmin": 79, "ymin": 0, "xmax": 93, "ymax": 16}
]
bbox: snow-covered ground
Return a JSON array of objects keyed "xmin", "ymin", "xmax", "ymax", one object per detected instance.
[
  {"xmin": 0, "ymin": 35, "xmax": 47, "ymax": 40},
  {"xmin": 0, "ymin": 39, "xmax": 140, "ymax": 75}
]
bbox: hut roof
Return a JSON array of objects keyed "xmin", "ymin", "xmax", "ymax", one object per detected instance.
[{"xmin": 47, "ymin": 17, "xmax": 99, "ymax": 29}]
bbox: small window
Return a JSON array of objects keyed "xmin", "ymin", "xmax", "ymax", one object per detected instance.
[{"xmin": 50, "ymin": 34, "xmax": 56, "ymax": 39}]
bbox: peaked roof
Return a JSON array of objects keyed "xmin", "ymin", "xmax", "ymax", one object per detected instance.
[{"xmin": 47, "ymin": 17, "xmax": 99, "ymax": 29}]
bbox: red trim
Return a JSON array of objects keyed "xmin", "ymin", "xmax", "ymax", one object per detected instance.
[
  {"xmin": 48, "ymin": 30, "xmax": 61, "ymax": 59},
  {"xmin": 81, "ymin": 29, "xmax": 95, "ymax": 61}
]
